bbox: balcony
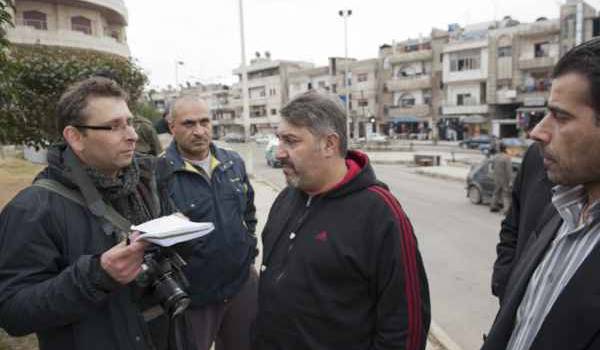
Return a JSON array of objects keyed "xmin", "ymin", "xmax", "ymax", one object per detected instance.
[
  {"xmin": 386, "ymin": 75, "xmax": 432, "ymax": 91},
  {"xmin": 518, "ymin": 56, "xmax": 558, "ymax": 70},
  {"xmin": 83, "ymin": 0, "xmax": 128, "ymax": 24},
  {"xmin": 442, "ymin": 103, "xmax": 489, "ymax": 115},
  {"xmin": 387, "ymin": 104, "xmax": 431, "ymax": 118},
  {"xmin": 6, "ymin": 25, "xmax": 130, "ymax": 57},
  {"xmin": 388, "ymin": 49, "xmax": 433, "ymax": 64},
  {"xmin": 495, "ymin": 89, "xmax": 518, "ymax": 104}
]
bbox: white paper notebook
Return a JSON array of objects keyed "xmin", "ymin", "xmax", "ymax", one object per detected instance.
[{"xmin": 132, "ymin": 214, "xmax": 214, "ymax": 247}]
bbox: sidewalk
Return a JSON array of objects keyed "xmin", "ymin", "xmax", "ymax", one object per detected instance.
[{"xmin": 250, "ymin": 178, "xmax": 463, "ymax": 350}]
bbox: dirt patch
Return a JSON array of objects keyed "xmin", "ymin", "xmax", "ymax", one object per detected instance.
[{"xmin": 0, "ymin": 157, "xmax": 44, "ymax": 350}]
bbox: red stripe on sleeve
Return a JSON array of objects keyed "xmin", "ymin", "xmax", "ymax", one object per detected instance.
[{"xmin": 369, "ymin": 185, "xmax": 423, "ymax": 350}]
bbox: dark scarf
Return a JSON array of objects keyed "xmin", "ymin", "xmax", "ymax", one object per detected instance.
[{"xmin": 85, "ymin": 162, "xmax": 153, "ymax": 225}]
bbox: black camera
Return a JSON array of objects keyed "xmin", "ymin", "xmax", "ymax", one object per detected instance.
[{"xmin": 136, "ymin": 246, "xmax": 191, "ymax": 318}]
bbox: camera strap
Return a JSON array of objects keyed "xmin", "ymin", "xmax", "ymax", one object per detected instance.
[{"xmin": 33, "ymin": 178, "xmax": 131, "ymax": 240}]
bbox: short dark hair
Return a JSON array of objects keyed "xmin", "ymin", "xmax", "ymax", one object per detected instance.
[
  {"xmin": 56, "ymin": 77, "xmax": 128, "ymax": 132},
  {"xmin": 279, "ymin": 91, "xmax": 348, "ymax": 156},
  {"xmin": 553, "ymin": 38, "xmax": 600, "ymax": 116}
]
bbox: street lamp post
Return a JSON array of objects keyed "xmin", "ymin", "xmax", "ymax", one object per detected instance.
[
  {"xmin": 174, "ymin": 60, "xmax": 184, "ymax": 90},
  {"xmin": 338, "ymin": 9, "xmax": 352, "ymax": 143},
  {"xmin": 238, "ymin": 0, "xmax": 251, "ymax": 140}
]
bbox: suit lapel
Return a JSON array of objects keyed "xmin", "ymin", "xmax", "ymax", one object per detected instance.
[
  {"xmin": 484, "ymin": 209, "xmax": 562, "ymax": 349},
  {"xmin": 531, "ymin": 224, "xmax": 600, "ymax": 349}
]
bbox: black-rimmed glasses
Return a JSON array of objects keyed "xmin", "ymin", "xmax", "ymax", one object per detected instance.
[{"xmin": 72, "ymin": 117, "xmax": 135, "ymax": 133}]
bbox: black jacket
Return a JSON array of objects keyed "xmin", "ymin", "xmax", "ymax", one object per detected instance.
[
  {"xmin": 483, "ymin": 207, "xmax": 600, "ymax": 350},
  {"xmin": 255, "ymin": 151, "xmax": 430, "ymax": 350},
  {"xmin": 0, "ymin": 145, "xmax": 174, "ymax": 350},
  {"xmin": 491, "ymin": 143, "xmax": 554, "ymax": 302},
  {"xmin": 158, "ymin": 142, "xmax": 257, "ymax": 307}
]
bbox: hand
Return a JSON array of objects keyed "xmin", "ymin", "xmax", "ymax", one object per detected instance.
[{"xmin": 100, "ymin": 232, "xmax": 149, "ymax": 285}]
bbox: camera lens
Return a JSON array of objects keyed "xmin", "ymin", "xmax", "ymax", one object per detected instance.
[{"xmin": 153, "ymin": 274, "xmax": 191, "ymax": 317}]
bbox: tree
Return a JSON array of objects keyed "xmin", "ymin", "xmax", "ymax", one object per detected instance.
[
  {"xmin": 0, "ymin": 45, "xmax": 149, "ymax": 148},
  {"xmin": 0, "ymin": 0, "xmax": 14, "ymax": 51}
]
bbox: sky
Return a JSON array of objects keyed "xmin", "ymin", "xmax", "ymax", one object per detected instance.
[{"xmin": 125, "ymin": 0, "xmax": 600, "ymax": 90}]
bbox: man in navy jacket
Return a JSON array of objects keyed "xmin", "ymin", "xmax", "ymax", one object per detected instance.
[{"xmin": 157, "ymin": 96, "xmax": 258, "ymax": 350}]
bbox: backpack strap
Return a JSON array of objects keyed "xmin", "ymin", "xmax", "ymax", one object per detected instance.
[{"xmin": 33, "ymin": 178, "xmax": 132, "ymax": 239}]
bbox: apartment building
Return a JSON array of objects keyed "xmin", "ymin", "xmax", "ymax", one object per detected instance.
[
  {"xmin": 6, "ymin": 0, "xmax": 130, "ymax": 57},
  {"xmin": 231, "ymin": 53, "xmax": 313, "ymax": 135},
  {"xmin": 379, "ymin": 29, "xmax": 448, "ymax": 139}
]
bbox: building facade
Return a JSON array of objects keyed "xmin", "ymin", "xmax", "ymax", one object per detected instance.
[{"xmin": 6, "ymin": 0, "xmax": 129, "ymax": 57}]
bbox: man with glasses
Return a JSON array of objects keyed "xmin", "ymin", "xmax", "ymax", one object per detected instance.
[
  {"xmin": 0, "ymin": 77, "xmax": 178, "ymax": 350},
  {"xmin": 157, "ymin": 96, "xmax": 257, "ymax": 350}
]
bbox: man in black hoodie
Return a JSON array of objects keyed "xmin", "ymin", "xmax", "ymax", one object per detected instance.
[{"xmin": 254, "ymin": 91, "xmax": 431, "ymax": 350}]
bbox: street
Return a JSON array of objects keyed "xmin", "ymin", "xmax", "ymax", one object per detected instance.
[{"xmin": 232, "ymin": 142, "xmax": 501, "ymax": 350}]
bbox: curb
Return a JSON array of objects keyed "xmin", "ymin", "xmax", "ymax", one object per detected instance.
[
  {"xmin": 413, "ymin": 169, "xmax": 467, "ymax": 183},
  {"xmin": 429, "ymin": 320, "xmax": 464, "ymax": 350},
  {"xmin": 251, "ymin": 176, "xmax": 464, "ymax": 350}
]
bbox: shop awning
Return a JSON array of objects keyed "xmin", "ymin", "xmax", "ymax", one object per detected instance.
[
  {"xmin": 390, "ymin": 116, "xmax": 420, "ymax": 123},
  {"xmin": 460, "ymin": 115, "xmax": 487, "ymax": 124}
]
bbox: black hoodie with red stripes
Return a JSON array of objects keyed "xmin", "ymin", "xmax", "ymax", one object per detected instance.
[{"xmin": 255, "ymin": 150, "xmax": 431, "ymax": 350}]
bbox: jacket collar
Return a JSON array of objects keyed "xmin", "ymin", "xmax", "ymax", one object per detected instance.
[{"xmin": 164, "ymin": 141, "xmax": 234, "ymax": 175}]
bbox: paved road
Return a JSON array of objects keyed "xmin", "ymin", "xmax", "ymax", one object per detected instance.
[{"xmin": 230, "ymin": 142, "xmax": 502, "ymax": 350}]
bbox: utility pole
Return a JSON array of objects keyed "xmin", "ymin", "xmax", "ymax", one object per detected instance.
[
  {"xmin": 238, "ymin": 0, "xmax": 250, "ymax": 140},
  {"xmin": 339, "ymin": 9, "xmax": 352, "ymax": 142}
]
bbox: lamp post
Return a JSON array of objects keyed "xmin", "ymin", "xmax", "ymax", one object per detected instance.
[
  {"xmin": 338, "ymin": 9, "xmax": 352, "ymax": 142},
  {"xmin": 238, "ymin": 0, "xmax": 250, "ymax": 140},
  {"xmin": 174, "ymin": 60, "xmax": 184, "ymax": 90}
]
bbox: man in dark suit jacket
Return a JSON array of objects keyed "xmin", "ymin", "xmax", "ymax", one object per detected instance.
[
  {"xmin": 483, "ymin": 38, "xmax": 600, "ymax": 350},
  {"xmin": 491, "ymin": 142, "xmax": 554, "ymax": 303}
]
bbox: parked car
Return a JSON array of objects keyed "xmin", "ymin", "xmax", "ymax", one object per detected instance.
[
  {"xmin": 459, "ymin": 135, "xmax": 492, "ymax": 149},
  {"xmin": 251, "ymin": 133, "xmax": 275, "ymax": 144},
  {"xmin": 265, "ymin": 138, "xmax": 281, "ymax": 167},
  {"xmin": 223, "ymin": 133, "xmax": 246, "ymax": 143},
  {"xmin": 466, "ymin": 157, "xmax": 521, "ymax": 205}
]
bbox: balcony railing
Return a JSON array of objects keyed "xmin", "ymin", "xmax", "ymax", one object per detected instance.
[
  {"xmin": 20, "ymin": 19, "xmax": 47, "ymax": 30},
  {"xmin": 388, "ymin": 49, "xmax": 433, "ymax": 64},
  {"xmin": 6, "ymin": 25, "xmax": 130, "ymax": 57},
  {"xmin": 387, "ymin": 104, "xmax": 431, "ymax": 117},
  {"xmin": 386, "ymin": 75, "xmax": 432, "ymax": 91},
  {"xmin": 442, "ymin": 103, "xmax": 489, "ymax": 115},
  {"xmin": 518, "ymin": 56, "xmax": 557, "ymax": 70}
]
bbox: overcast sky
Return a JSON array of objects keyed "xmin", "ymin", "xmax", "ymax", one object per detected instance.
[{"xmin": 125, "ymin": 0, "xmax": 600, "ymax": 90}]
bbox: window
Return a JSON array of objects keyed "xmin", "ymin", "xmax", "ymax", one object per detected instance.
[
  {"xmin": 498, "ymin": 46, "xmax": 512, "ymax": 57},
  {"xmin": 250, "ymin": 105, "xmax": 267, "ymax": 118},
  {"xmin": 423, "ymin": 90, "xmax": 432, "ymax": 105},
  {"xmin": 71, "ymin": 16, "xmax": 92, "ymax": 35},
  {"xmin": 534, "ymin": 42, "xmax": 550, "ymax": 58},
  {"xmin": 450, "ymin": 50, "xmax": 481, "ymax": 72},
  {"xmin": 269, "ymin": 88, "xmax": 277, "ymax": 96},
  {"xmin": 593, "ymin": 18, "xmax": 600, "ymax": 37},
  {"xmin": 270, "ymin": 108, "xmax": 277, "ymax": 116},
  {"xmin": 23, "ymin": 11, "xmax": 47, "ymax": 30},
  {"xmin": 399, "ymin": 93, "xmax": 415, "ymax": 108},
  {"xmin": 358, "ymin": 99, "xmax": 369, "ymax": 107},
  {"xmin": 357, "ymin": 73, "xmax": 368, "ymax": 82},
  {"xmin": 456, "ymin": 93, "xmax": 472, "ymax": 106}
]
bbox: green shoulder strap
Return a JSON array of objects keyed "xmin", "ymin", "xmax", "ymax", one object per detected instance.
[{"xmin": 33, "ymin": 178, "xmax": 132, "ymax": 238}]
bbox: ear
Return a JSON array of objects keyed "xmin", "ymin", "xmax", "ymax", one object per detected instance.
[
  {"xmin": 322, "ymin": 132, "xmax": 341, "ymax": 158},
  {"xmin": 63, "ymin": 126, "xmax": 85, "ymax": 153},
  {"xmin": 168, "ymin": 118, "xmax": 176, "ymax": 134}
]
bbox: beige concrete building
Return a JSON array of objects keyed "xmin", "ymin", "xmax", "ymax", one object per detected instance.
[
  {"xmin": 487, "ymin": 17, "xmax": 560, "ymax": 137},
  {"xmin": 378, "ymin": 29, "xmax": 448, "ymax": 139},
  {"xmin": 6, "ymin": 0, "xmax": 129, "ymax": 57},
  {"xmin": 231, "ymin": 54, "xmax": 313, "ymax": 135}
]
